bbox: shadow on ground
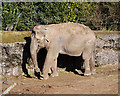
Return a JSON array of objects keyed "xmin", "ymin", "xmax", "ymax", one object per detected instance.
[{"xmin": 22, "ymin": 37, "xmax": 85, "ymax": 78}]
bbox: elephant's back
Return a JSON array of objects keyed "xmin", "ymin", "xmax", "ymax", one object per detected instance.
[
  {"xmin": 49, "ymin": 22, "xmax": 94, "ymax": 34},
  {"xmin": 45, "ymin": 22, "xmax": 95, "ymax": 41},
  {"xmin": 58, "ymin": 22, "xmax": 94, "ymax": 37}
]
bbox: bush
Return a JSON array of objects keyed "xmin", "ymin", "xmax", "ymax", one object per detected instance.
[{"xmin": 2, "ymin": 2, "xmax": 119, "ymax": 31}]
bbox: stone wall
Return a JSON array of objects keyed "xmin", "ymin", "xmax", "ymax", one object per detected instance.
[
  {"xmin": 95, "ymin": 33, "xmax": 120, "ymax": 65},
  {"xmin": 0, "ymin": 33, "xmax": 120, "ymax": 76},
  {"xmin": 1, "ymin": 42, "xmax": 24, "ymax": 76}
]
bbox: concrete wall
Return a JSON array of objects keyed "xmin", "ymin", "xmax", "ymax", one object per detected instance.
[{"xmin": 0, "ymin": 33, "xmax": 120, "ymax": 76}]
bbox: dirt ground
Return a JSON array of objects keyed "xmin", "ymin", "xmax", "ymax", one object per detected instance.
[{"xmin": 1, "ymin": 64, "xmax": 119, "ymax": 95}]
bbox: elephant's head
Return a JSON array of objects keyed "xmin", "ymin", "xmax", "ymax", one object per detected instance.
[{"xmin": 32, "ymin": 25, "xmax": 50, "ymax": 48}]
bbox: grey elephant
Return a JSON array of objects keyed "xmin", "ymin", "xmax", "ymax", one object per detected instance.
[{"xmin": 30, "ymin": 22, "xmax": 96, "ymax": 80}]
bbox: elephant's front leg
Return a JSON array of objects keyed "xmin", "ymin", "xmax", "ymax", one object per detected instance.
[
  {"xmin": 51, "ymin": 59, "xmax": 58, "ymax": 77},
  {"xmin": 43, "ymin": 47, "xmax": 59, "ymax": 80}
]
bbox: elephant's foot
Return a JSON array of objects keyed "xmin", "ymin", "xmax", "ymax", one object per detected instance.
[
  {"xmin": 43, "ymin": 74, "xmax": 49, "ymax": 80},
  {"xmin": 84, "ymin": 70, "xmax": 91, "ymax": 76},
  {"xmin": 51, "ymin": 72, "xmax": 58, "ymax": 77},
  {"xmin": 40, "ymin": 76, "xmax": 44, "ymax": 80}
]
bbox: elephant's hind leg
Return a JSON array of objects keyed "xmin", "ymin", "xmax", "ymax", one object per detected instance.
[
  {"xmin": 83, "ymin": 59, "xmax": 91, "ymax": 76},
  {"xmin": 89, "ymin": 53, "xmax": 96, "ymax": 75},
  {"xmin": 82, "ymin": 47, "xmax": 92, "ymax": 76}
]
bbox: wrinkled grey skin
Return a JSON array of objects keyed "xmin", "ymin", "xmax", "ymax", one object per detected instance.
[{"xmin": 30, "ymin": 22, "xmax": 96, "ymax": 80}]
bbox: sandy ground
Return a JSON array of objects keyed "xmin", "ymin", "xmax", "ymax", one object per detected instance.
[{"xmin": 1, "ymin": 64, "xmax": 119, "ymax": 95}]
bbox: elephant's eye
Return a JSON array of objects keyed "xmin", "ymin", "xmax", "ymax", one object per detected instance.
[{"xmin": 36, "ymin": 31, "xmax": 39, "ymax": 35}]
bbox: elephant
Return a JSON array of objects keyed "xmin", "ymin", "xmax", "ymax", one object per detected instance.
[{"xmin": 30, "ymin": 22, "xmax": 96, "ymax": 80}]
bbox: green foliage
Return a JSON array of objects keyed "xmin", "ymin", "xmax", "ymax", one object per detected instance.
[{"xmin": 2, "ymin": 2, "xmax": 120, "ymax": 31}]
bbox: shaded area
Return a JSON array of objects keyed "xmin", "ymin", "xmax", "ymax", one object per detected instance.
[
  {"xmin": 58, "ymin": 54, "xmax": 84, "ymax": 75},
  {"xmin": 22, "ymin": 37, "xmax": 84, "ymax": 78},
  {"xmin": 21, "ymin": 37, "xmax": 32, "ymax": 78}
]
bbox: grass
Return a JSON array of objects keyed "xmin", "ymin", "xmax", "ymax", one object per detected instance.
[
  {"xmin": 1, "ymin": 31, "xmax": 31, "ymax": 43},
  {"xmin": 58, "ymin": 71, "xmax": 68, "ymax": 75},
  {"xmin": 94, "ymin": 31, "xmax": 120, "ymax": 35},
  {"xmin": 1, "ymin": 31, "xmax": 120, "ymax": 43},
  {"xmin": 96, "ymin": 64, "xmax": 118, "ymax": 71}
]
